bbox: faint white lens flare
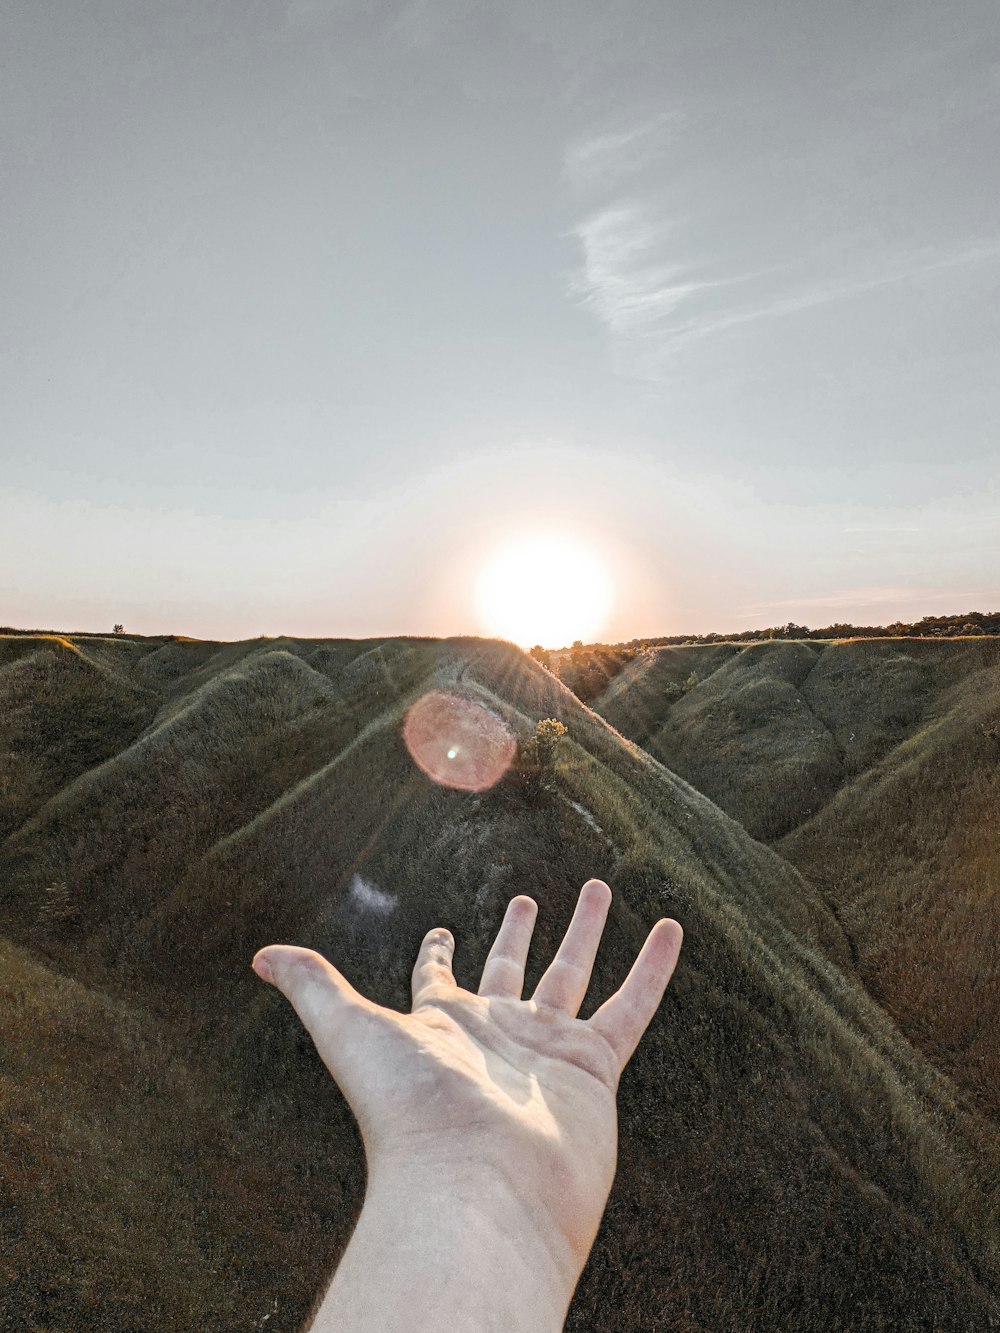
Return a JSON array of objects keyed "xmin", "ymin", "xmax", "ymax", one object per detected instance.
[{"xmin": 402, "ymin": 690, "xmax": 517, "ymax": 791}]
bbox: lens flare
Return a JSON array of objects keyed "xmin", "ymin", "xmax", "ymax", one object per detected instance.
[{"xmin": 402, "ymin": 690, "xmax": 517, "ymax": 791}]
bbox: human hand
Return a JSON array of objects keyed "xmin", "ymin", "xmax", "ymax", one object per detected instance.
[{"xmin": 252, "ymin": 879, "xmax": 683, "ymax": 1280}]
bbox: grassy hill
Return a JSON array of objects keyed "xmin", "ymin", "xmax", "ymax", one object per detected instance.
[
  {"xmin": 593, "ymin": 636, "xmax": 1000, "ymax": 1132},
  {"xmin": 2, "ymin": 631, "xmax": 998, "ymax": 1331}
]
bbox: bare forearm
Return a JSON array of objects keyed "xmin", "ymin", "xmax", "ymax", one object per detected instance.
[{"xmin": 306, "ymin": 1155, "xmax": 584, "ymax": 1333}]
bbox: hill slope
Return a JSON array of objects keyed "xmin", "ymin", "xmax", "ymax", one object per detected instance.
[
  {"xmin": 2, "ymin": 632, "xmax": 998, "ymax": 1332},
  {"xmin": 594, "ymin": 636, "xmax": 1000, "ymax": 1126}
]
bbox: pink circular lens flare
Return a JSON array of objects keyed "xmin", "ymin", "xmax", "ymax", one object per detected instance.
[{"xmin": 402, "ymin": 690, "xmax": 517, "ymax": 792}]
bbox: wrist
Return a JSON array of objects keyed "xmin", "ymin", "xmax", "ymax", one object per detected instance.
[
  {"xmin": 363, "ymin": 1108, "xmax": 617, "ymax": 1282},
  {"xmin": 309, "ymin": 1147, "xmax": 587, "ymax": 1333},
  {"xmin": 366, "ymin": 1148, "xmax": 587, "ymax": 1303}
]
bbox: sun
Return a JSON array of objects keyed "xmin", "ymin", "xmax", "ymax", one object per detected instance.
[{"xmin": 474, "ymin": 536, "xmax": 614, "ymax": 648}]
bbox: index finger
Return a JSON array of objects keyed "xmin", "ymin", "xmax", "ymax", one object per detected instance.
[
  {"xmin": 411, "ymin": 927, "xmax": 458, "ymax": 1009},
  {"xmin": 587, "ymin": 919, "xmax": 683, "ymax": 1070}
]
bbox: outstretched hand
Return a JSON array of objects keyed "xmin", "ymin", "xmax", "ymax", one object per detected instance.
[{"xmin": 252, "ymin": 879, "xmax": 683, "ymax": 1273}]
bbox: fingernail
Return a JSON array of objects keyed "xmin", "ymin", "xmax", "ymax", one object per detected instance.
[{"xmin": 253, "ymin": 956, "xmax": 273, "ymax": 984}]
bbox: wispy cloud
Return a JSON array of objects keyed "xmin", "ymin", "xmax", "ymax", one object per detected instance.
[
  {"xmin": 562, "ymin": 112, "xmax": 681, "ymax": 194},
  {"xmin": 562, "ymin": 111, "xmax": 1000, "ymax": 378},
  {"xmin": 564, "ymin": 201, "xmax": 707, "ymax": 342},
  {"xmin": 568, "ymin": 205, "xmax": 1000, "ymax": 377},
  {"xmin": 668, "ymin": 240, "xmax": 1000, "ymax": 346},
  {"xmin": 564, "ymin": 194, "xmax": 798, "ymax": 377}
]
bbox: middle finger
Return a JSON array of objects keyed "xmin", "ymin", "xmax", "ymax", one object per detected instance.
[{"xmin": 530, "ymin": 879, "xmax": 612, "ymax": 1017}]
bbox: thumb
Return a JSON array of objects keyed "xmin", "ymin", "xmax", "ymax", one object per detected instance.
[{"xmin": 252, "ymin": 944, "xmax": 371, "ymax": 1059}]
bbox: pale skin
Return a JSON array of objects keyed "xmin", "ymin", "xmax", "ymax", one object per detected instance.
[{"xmin": 252, "ymin": 878, "xmax": 684, "ymax": 1333}]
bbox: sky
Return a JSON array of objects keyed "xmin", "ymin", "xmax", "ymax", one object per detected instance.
[{"xmin": 2, "ymin": 0, "xmax": 998, "ymax": 644}]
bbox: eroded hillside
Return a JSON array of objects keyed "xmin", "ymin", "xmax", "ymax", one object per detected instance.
[
  {"xmin": 2, "ymin": 631, "xmax": 998, "ymax": 1332},
  {"xmin": 594, "ymin": 636, "xmax": 1000, "ymax": 1125}
]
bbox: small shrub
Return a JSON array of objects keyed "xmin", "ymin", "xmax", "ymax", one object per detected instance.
[
  {"xmin": 533, "ymin": 717, "xmax": 567, "ymax": 769},
  {"xmin": 517, "ymin": 718, "xmax": 568, "ymax": 799}
]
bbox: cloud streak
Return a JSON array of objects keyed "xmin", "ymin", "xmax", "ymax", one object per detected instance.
[
  {"xmin": 565, "ymin": 202, "xmax": 707, "ymax": 341},
  {"xmin": 561, "ymin": 112, "xmax": 681, "ymax": 193},
  {"xmin": 667, "ymin": 239, "xmax": 1000, "ymax": 346},
  {"xmin": 570, "ymin": 200, "xmax": 1000, "ymax": 376},
  {"xmin": 562, "ymin": 112, "xmax": 1000, "ymax": 379}
]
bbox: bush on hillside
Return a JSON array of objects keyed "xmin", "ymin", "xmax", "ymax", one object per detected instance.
[{"xmin": 515, "ymin": 718, "xmax": 568, "ymax": 800}]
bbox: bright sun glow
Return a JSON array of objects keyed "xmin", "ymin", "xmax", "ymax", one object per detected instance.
[{"xmin": 475, "ymin": 536, "xmax": 614, "ymax": 648}]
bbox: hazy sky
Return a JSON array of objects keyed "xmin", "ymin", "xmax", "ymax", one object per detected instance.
[{"xmin": 3, "ymin": 0, "xmax": 998, "ymax": 643}]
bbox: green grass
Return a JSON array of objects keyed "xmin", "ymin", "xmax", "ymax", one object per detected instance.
[
  {"xmin": 0, "ymin": 936, "xmax": 337, "ymax": 1333},
  {"xmin": 1, "ymin": 631, "xmax": 998, "ymax": 1331},
  {"xmin": 595, "ymin": 635, "xmax": 1000, "ymax": 1129}
]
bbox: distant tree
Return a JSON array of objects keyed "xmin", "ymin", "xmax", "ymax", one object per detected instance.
[
  {"xmin": 113, "ymin": 624, "xmax": 124, "ymax": 635},
  {"xmin": 529, "ymin": 644, "xmax": 552, "ymax": 669},
  {"xmin": 538, "ymin": 610, "xmax": 1000, "ymax": 699},
  {"xmin": 555, "ymin": 644, "xmax": 631, "ymax": 704}
]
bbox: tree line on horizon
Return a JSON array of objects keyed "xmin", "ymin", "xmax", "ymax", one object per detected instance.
[{"xmin": 531, "ymin": 609, "xmax": 1000, "ymax": 704}]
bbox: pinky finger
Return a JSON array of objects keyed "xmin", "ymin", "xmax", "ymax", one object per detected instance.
[{"xmin": 587, "ymin": 919, "xmax": 683, "ymax": 1072}]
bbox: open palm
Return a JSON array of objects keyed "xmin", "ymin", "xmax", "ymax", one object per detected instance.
[{"xmin": 253, "ymin": 879, "xmax": 683, "ymax": 1267}]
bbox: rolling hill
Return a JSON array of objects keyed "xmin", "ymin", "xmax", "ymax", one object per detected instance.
[
  {"xmin": 2, "ymin": 631, "xmax": 998, "ymax": 1331},
  {"xmin": 593, "ymin": 636, "xmax": 1000, "ymax": 1126}
]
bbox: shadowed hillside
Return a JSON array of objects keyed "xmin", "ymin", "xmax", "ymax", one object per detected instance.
[
  {"xmin": 2, "ymin": 631, "xmax": 998, "ymax": 1332},
  {"xmin": 0, "ymin": 634, "xmax": 160, "ymax": 842},
  {"xmin": 0, "ymin": 935, "xmax": 327, "ymax": 1328},
  {"xmin": 594, "ymin": 636, "xmax": 1000, "ymax": 1125}
]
